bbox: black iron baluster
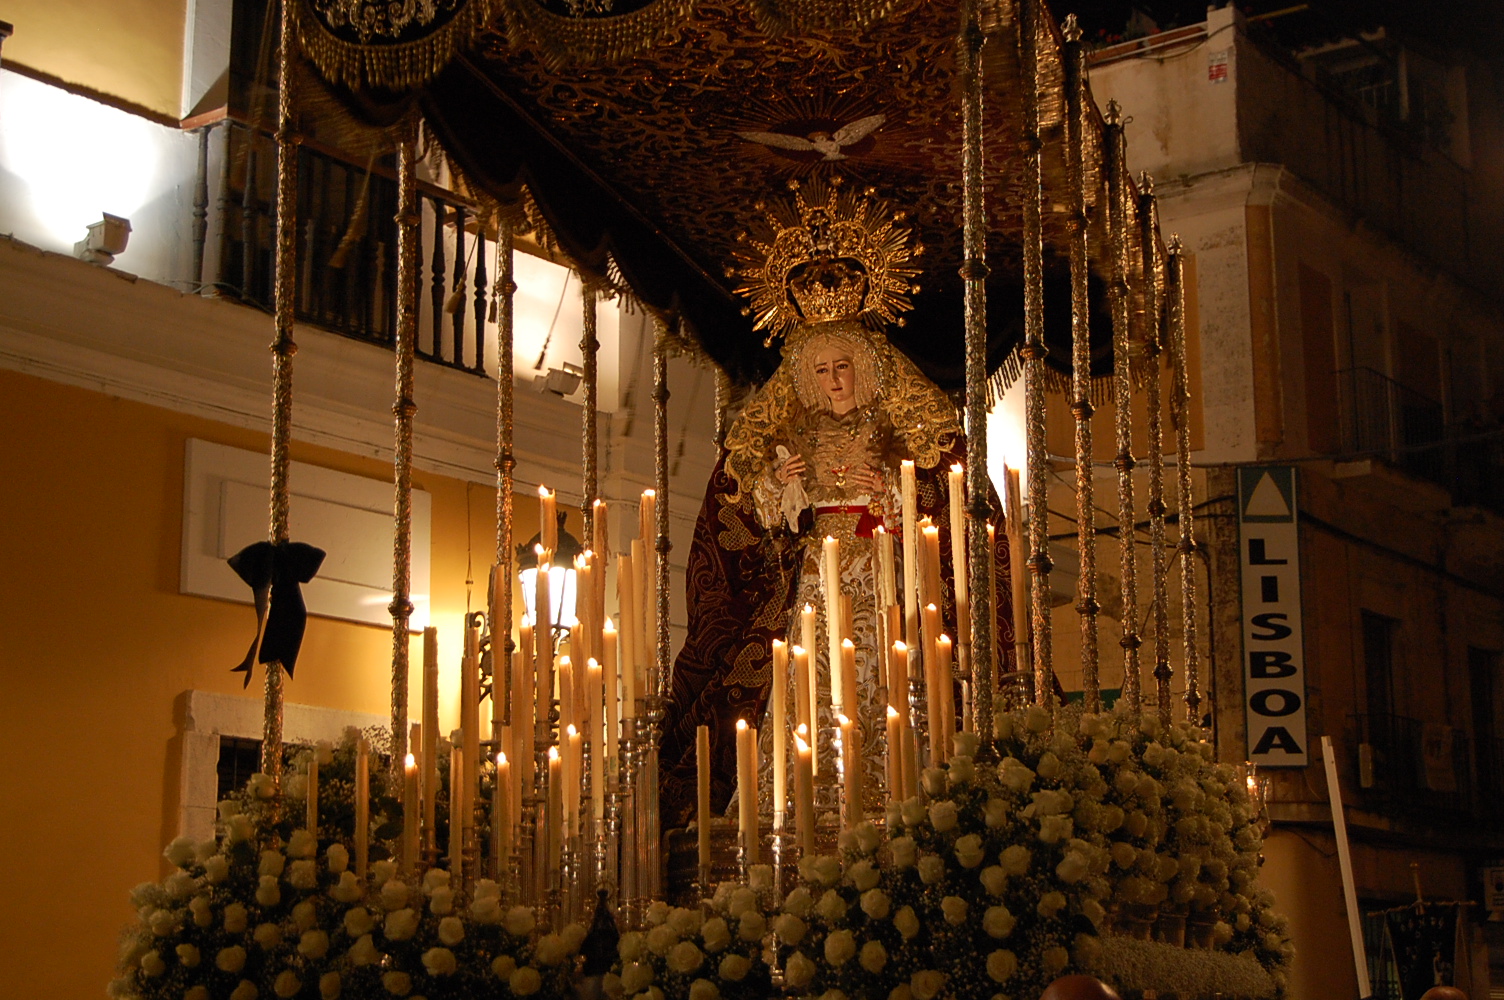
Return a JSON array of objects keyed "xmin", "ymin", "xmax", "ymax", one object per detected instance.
[
  {"xmin": 450, "ymin": 204, "xmax": 467, "ymax": 368},
  {"xmin": 429, "ymin": 195, "xmax": 446, "ymax": 363},
  {"xmin": 192, "ymin": 126, "xmax": 210, "ymax": 290},
  {"xmin": 472, "ymin": 228, "xmax": 487, "ymax": 374},
  {"xmin": 240, "ymin": 126, "xmax": 258, "ymax": 303},
  {"xmin": 213, "ymin": 122, "xmax": 232, "ymax": 298}
]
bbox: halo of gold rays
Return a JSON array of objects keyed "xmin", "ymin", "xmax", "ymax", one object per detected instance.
[{"xmin": 728, "ymin": 176, "xmax": 923, "ymax": 347}]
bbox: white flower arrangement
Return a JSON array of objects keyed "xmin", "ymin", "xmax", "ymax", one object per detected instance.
[
  {"xmin": 605, "ymin": 868, "xmax": 775, "ymax": 1000},
  {"xmin": 109, "ymin": 729, "xmax": 584, "ymax": 1000}
]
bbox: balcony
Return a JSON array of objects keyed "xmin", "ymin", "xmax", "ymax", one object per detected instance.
[
  {"xmin": 1348, "ymin": 713, "xmax": 1473, "ymax": 820},
  {"xmin": 1334, "ymin": 366, "xmax": 1504, "ymax": 516},
  {"xmin": 192, "ymin": 119, "xmax": 494, "ymax": 375}
]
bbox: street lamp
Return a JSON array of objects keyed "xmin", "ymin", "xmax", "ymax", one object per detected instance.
[{"xmin": 517, "ymin": 511, "xmax": 582, "ymax": 631}]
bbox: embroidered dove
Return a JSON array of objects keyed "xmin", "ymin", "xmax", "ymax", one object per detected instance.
[{"xmin": 739, "ymin": 114, "xmax": 887, "ymax": 161}]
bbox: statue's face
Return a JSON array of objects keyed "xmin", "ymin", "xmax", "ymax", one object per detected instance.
[{"xmin": 811, "ymin": 344, "xmax": 857, "ymax": 415}]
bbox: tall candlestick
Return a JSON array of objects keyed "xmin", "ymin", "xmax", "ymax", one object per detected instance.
[
  {"xmin": 540, "ymin": 486, "xmax": 558, "ymax": 552},
  {"xmin": 422, "ymin": 628, "xmax": 439, "ymax": 853},
  {"xmin": 823, "ymin": 536, "xmax": 844, "ymax": 713},
  {"xmin": 901, "ymin": 460, "xmax": 918, "ymax": 656},
  {"xmin": 937, "ymin": 634, "xmax": 955, "ymax": 754},
  {"xmin": 885, "ymin": 705, "xmax": 902, "ymax": 805},
  {"xmin": 794, "ymin": 729, "xmax": 815, "ymax": 854},
  {"xmin": 800, "ymin": 604, "xmax": 818, "ymax": 771},
  {"xmin": 639, "ymin": 491, "xmax": 657, "ymax": 695},
  {"xmin": 534, "ymin": 546, "xmax": 553, "ymax": 731},
  {"xmin": 559, "ymin": 655, "xmax": 575, "ymax": 737},
  {"xmin": 547, "ymin": 747, "xmax": 562, "ymax": 872},
  {"xmin": 448, "ymin": 744, "xmax": 464, "ymax": 882},
  {"xmin": 562, "ymin": 724, "xmax": 580, "ymax": 834},
  {"xmin": 736, "ymin": 719, "xmax": 757, "ymax": 861},
  {"xmin": 696, "ymin": 725, "xmax": 712, "ymax": 870},
  {"xmin": 497, "ymin": 752, "xmax": 512, "ymax": 874},
  {"xmin": 589, "ymin": 658, "xmax": 605, "ymax": 820},
  {"xmin": 923, "ymin": 604, "xmax": 944, "ymax": 765},
  {"xmin": 355, "ymin": 737, "xmax": 370, "ymax": 878},
  {"xmin": 875, "ymin": 525, "xmax": 897, "ymax": 610},
  {"xmin": 630, "ymin": 538, "xmax": 649, "ymax": 704},
  {"xmin": 462, "ymin": 616, "xmax": 481, "ymax": 848},
  {"xmin": 840, "ymin": 639, "xmax": 859, "ymax": 730},
  {"xmin": 921, "ymin": 522, "xmax": 943, "ymax": 609},
  {"xmin": 603, "ymin": 620, "xmax": 619, "ymax": 763},
  {"xmin": 792, "ymin": 644, "xmax": 812, "ymax": 735},
  {"xmin": 511, "ymin": 632, "xmax": 533, "ymax": 820},
  {"xmin": 838, "ymin": 714, "xmax": 862, "ymax": 828},
  {"xmin": 618, "ymin": 551, "xmax": 638, "ymax": 718},
  {"xmin": 306, "ymin": 752, "xmax": 319, "ymax": 838},
  {"xmin": 947, "ymin": 464, "xmax": 971, "ymax": 663},
  {"xmin": 402, "ymin": 753, "xmax": 419, "ymax": 874},
  {"xmin": 592, "ymin": 499, "xmax": 608, "ymax": 567},
  {"xmin": 772, "ymin": 639, "xmax": 788, "ymax": 827}
]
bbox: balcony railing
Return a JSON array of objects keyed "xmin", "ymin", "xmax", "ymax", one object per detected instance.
[
  {"xmin": 194, "ymin": 119, "xmax": 494, "ymax": 376},
  {"xmin": 1349, "ymin": 713, "xmax": 1472, "ymax": 819}
]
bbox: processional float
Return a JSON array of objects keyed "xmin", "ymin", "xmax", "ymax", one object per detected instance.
[{"xmin": 111, "ymin": 1, "xmax": 1293, "ymax": 999}]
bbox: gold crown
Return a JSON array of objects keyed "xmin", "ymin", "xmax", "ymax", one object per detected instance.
[{"xmin": 728, "ymin": 177, "xmax": 922, "ymax": 346}]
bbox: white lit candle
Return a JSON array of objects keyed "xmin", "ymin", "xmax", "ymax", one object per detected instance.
[
  {"xmin": 937, "ymin": 634, "xmax": 955, "ymax": 757},
  {"xmin": 823, "ymin": 536, "xmax": 844, "ymax": 713},
  {"xmin": 736, "ymin": 719, "xmax": 757, "ymax": 861},
  {"xmin": 838, "ymin": 713, "xmax": 862, "ymax": 829},
  {"xmin": 948, "ymin": 463, "xmax": 970, "ymax": 662},
  {"xmin": 402, "ymin": 753, "xmax": 419, "ymax": 874},
  {"xmin": 493, "ymin": 752, "xmax": 509, "ymax": 875},
  {"xmin": 772, "ymin": 639, "xmax": 788, "ymax": 828},
  {"xmin": 901, "ymin": 460, "xmax": 918, "ymax": 653},
  {"xmin": 618, "ymin": 551, "xmax": 638, "ymax": 719},
  {"xmin": 886, "ymin": 705, "xmax": 902, "ymax": 805},
  {"xmin": 697, "ymin": 724, "xmax": 712, "ymax": 870},
  {"xmin": 540, "ymin": 486, "xmax": 558, "ymax": 552},
  {"xmin": 547, "ymin": 746, "xmax": 562, "ymax": 871},
  {"xmin": 794, "ymin": 728, "xmax": 815, "ymax": 854},
  {"xmin": 354, "ymin": 736, "xmax": 369, "ymax": 877},
  {"xmin": 448, "ymin": 744, "xmax": 464, "ymax": 883},
  {"xmin": 422, "ymin": 628, "xmax": 439, "ymax": 853},
  {"xmin": 603, "ymin": 620, "xmax": 619, "ymax": 763}
]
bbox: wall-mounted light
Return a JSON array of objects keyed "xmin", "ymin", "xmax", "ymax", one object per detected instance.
[
  {"xmin": 533, "ymin": 362, "xmax": 583, "ymax": 397},
  {"xmin": 74, "ymin": 213, "xmax": 131, "ymax": 265},
  {"xmin": 517, "ymin": 511, "xmax": 582, "ymax": 630}
]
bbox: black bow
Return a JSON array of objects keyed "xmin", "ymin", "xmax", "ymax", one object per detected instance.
[{"xmin": 228, "ymin": 540, "xmax": 327, "ymax": 687}]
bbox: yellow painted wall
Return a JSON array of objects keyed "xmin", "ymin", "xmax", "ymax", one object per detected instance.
[
  {"xmin": 0, "ymin": 368, "xmax": 539, "ymax": 998},
  {"xmin": 4, "ymin": 0, "xmax": 185, "ymax": 117}
]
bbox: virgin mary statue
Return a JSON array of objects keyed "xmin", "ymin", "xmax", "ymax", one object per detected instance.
[{"xmin": 659, "ymin": 178, "xmax": 1014, "ymax": 827}]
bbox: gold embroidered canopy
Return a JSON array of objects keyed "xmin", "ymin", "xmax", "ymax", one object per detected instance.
[{"xmin": 301, "ymin": 0, "xmax": 1137, "ymax": 387}]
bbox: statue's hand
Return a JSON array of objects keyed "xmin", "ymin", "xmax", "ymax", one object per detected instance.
[
  {"xmin": 851, "ymin": 463, "xmax": 886, "ymax": 494},
  {"xmin": 776, "ymin": 454, "xmax": 808, "ymax": 484}
]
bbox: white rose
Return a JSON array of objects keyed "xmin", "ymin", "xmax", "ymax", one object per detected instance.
[
  {"xmin": 1037, "ymin": 751, "xmax": 1062, "ymax": 779},
  {"xmin": 785, "ymin": 951, "xmax": 816, "ymax": 988},
  {"xmin": 149, "ymin": 908, "xmax": 179, "ymax": 937},
  {"xmin": 260, "ymin": 851, "xmax": 287, "ymax": 877},
  {"xmin": 287, "ymin": 859, "xmax": 317, "ymax": 890},
  {"xmin": 860, "ymin": 940, "xmax": 888, "ymax": 973},
  {"xmin": 668, "ymin": 941, "xmax": 705, "ymax": 975},
  {"xmin": 254, "ymin": 923, "xmax": 282, "ymax": 949},
  {"xmin": 824, "ymin": 929, "xmax": 857, "ymax": 966},
  {"xmin": 983, "ymin": 905, "xmax": 1015, "ymax": 939},
  {"xmin": 319, "ymin": 971, "xmax": 341, "ymax": 1000},
  {"xmin": 139, "ymin": 950, "xmax": 166, "ymax": 977},
  {"xmin": 204, "ymin": 856, "xmax": 229, "ymax": 884},
  {"xmin": 286, "ymin": 829, "xmax": 316, "ymax": 859},
  {"xmin": 860, "ymin": 888, "xmax": 891, "ymax": 920},
  {"xmin": 535, "ymin": 933, "xmax": 570, "ymax": 966},
  {"xmin": 1042, "ymin": 945, "xmax": 1070, "ymax": 974},
  {"xmin": 980, "ymin": 865, "xmax": 1007, "ymax": 896},
  {"xmin": 646, "ymin": 900, "xmax": 671, "ymax": 925},
  {"xmin": 738, "ymin": 910, "xmax": 766, "ymax": 942},
  {"xmin": 999, "ymin": 758, "xmax": 1035, "ymax": 793},
  {"xmin": 348, "ymin": 934, "xmax": 381, "ymax": 967},
  {"xmin": 504, "ymin": 905, "xmax": 537, "ymax": 937},
  {"xmin": 948, "ymin": 756, "xmax": 975, "ymax": 786},
  {"xmin": 471, "ymin": 895, "xmax": 502, "ymax": 924},
  {"xmin": 300, "ymin": 930, "xmax": 330, "ymax": 959},
  {"xmin": 344, "ymin": 907, "xmax": 374, "ymax": 937},
  {"xmin": 422, "ymin": 947, "xmax": 458, "ymax": 976},
  {"xmin": 670, "ymin": 906, "xmax": 703, "ymax": 936},
  {"xmin": 257, "ymin": 878, "xmax": 283, "ymax": 911},
  {"xmin": 646, "ymin": 923, "xmax": 679, "ymax": 955},
  {"xmin": 893, "ymin": 906, "xmax": 919, "ymax": 940},
  {"xmin": 695, "ymin": 917, "xmax": 727, "ymax": 952},
  {"xmin": 889, "ymin": 836, "xmax": 917, "ymax": 868},
  {"xmin": 1038, "ymin": 814, "xmax": 1073, "ymax": 844},
  {"xmin": 382, "ymin": 970, "xmax": 412, "ymax": 996},
  {"xmin": 224, "ymin": 903, "xmax": 248, "ymax": 934},
  {"xmin": 437, "ymin": 916, "xmax": 465, "ymax": 946},
  {"xmin": 216, "ymin": 946, "xmax": 248, "ymax": 974},
  {"xmin": 719, "ymin": 953, "xmax": 751, "ymax": 981},
  {"xmin": 817, "ymin": 889, "xmax": 848, "ymax": 923},
  {"xmin": 888, "ymin": 987, "xmax": 913, "ymax": 1000},
  {"xmin": 927, "ymin": 800, "xmax": 958, "ymax": 832},
  {"xmin": 1037, "ymin": 892, "xmax": 1067, "ymax": 918},
  {"xmin": 921, "ymin": 768, "xmax": 947, "ymax": 796},
  {"xmin": 1057, "ymin": 851, "xmax": 1090, "ymax": 883},
  {"xmin": 814, "ymin": 855, "xmax": 843, "ymax": 886},
  {"xmin": 955, "ymin": 730, "xmax": 980, "ymax": 758},
  {"xmin": 749, "ymin": 864, "xmax": 774, "ymax": 890},
  {"xmin": 941, "ymin": 896, "xmax": 968, "ymax": 926},
  {"xmin": 783, "ymin": 887, "xmax": 813, "ymax": 917},
  {"xmin": 1025, "ymin": 705, "xmax": 1051, "ymax": 732},
  {"xmin": 774, "ymin": 913, "xmax": 807, "ymax": 945},
  {"xmin": 275, "ymin": 971, "xmax": 302, "ymax": 998},
  {"xmin": 688, "ymin": 979, "xmax": 719, "ymax": 1000},
  {"xmin": 422, "ymin": 868, "xmax": 450, "ymax": 894},
  {"xmin": 954, "ymin": 834, "xmax": 984, "ymax": 869},
  {"xmin": 900, "ymin": 797, "xmax": 927, "ymax": 827},
  {"xmin": 911, "ymin": 970, "xmax": 946, "ymax": 1000},
  {"xmin": 381, "ymin": 879, "xmax": 411, "ymax": 910},
  {"xmin": 986, "ymin": 949, "xmax": 1017, "ymax": 983},
  {"xmin": 176, "ymin": 943, "xmax": 201, "ymax": 968},
  {"xmin": 370, "ymin": 860, "xmax": 397, "ymax": 886},
  {"xmin": 430, "ymin": 886, "xmax": 455, "ymax": 915},
  {"xmin": 165, "ymin": 837, "xmax": 196, "ymax": 868},
  {"xmin": 227, "ymin": 814, "xmax": 254, "ymax": 844},
  {"xmin": 848, "ymin": 859, "xmax": 880, "ymax": 891},
  {"xmin": 983, "ymin": 798, "xmax": 1009, "ymax": 828},
  {"xmin": 230, "ymin": 981, "xmax": 259, "ymax": 1000},
  {"xmin": 383, "ymin": 908, "xmax": 418, "ymax": 941},
  {"xmin": 330, "ymin": 871, "xmax": 362, "ymax": 903},
  {"xmin": 620, "ymin": 962, "xmax": 652, "ymax": 993},
  {"xmin": 917, "ymin": 854, "xmax": 945, "ymax": 884},
  {"xmin": 510, "ymin": 967, "xmax": 542, "ymax": 996}
]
